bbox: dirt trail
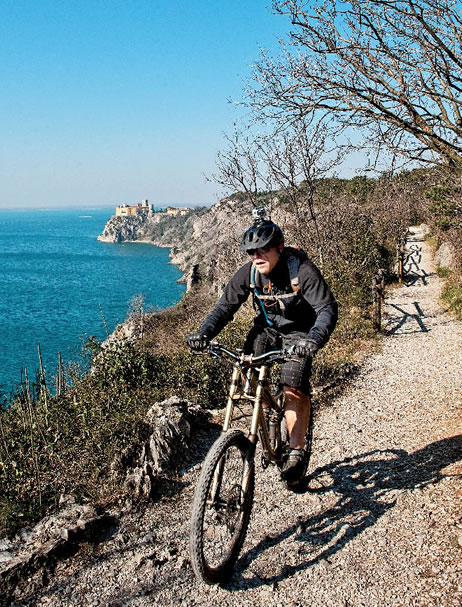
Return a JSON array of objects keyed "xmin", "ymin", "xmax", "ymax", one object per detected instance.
[{"xmin": 19, "ymin": 226, "xmax": 462, "ymax": 607}]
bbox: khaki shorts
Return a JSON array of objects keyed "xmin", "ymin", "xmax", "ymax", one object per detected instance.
[{"xmin": 243, "ymin": 326, "xmax": 312, "ymax": 396}]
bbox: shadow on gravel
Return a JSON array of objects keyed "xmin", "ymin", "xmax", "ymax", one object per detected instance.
[
  {"xmin": 229, "ymin": 434, "xmax": 462, "ymax": 590},
  {"xmin": 401, "ymin": 242, "xmax": 432, "ymax": 287},
  {"xmin": 386, "ymin": 301, "xmax": 430, "ymax": 334}
]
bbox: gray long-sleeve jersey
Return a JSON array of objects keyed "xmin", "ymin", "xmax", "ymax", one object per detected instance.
[{"xmin": 200, "ymin": 249, "xmax": 338, "ymax": 350}]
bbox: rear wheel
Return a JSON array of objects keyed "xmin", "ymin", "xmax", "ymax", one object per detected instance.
[
  {"xmin": 304, "ymin": 407, "xmax": 314, "ymax": 472},
  {"xmin": 189, "ymin": 429, "xmax": 255, "ymax": 584}
]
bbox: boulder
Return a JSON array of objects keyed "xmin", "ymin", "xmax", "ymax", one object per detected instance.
[
  {"xmin": 435, "ymin": 242, "xmax": 455, "ymax": 269},
  {"xmin": 124, "ymin": 396, "xmax": 200, "ymax": 500},
  {"xmin": 0, "ymin": 496, "xmax": 118, "ymax": 600}
]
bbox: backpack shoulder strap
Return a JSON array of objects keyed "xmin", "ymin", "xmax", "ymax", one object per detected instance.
[
  {"xmin": 249, "ymin": 262, "xmax": 274, "ymax": 327},
  {"xmin": 250, "ymin": 261, "xmax": 264, "ymax": 291},
  {"xmin": 285, "ymin": 246, "xmax": 307, "ymax": 292},
  {"xmin": 249, "ymin": 262, "xmax": 256, "ymax": 291}
]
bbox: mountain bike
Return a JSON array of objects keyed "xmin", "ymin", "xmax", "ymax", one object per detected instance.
[{"xmin": 189, "ymin": 341, "xmax": 313, "ymax": 584}]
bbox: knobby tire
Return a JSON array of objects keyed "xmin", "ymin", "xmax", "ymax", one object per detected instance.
[
  {"xmin": 189, "ymin": 429, "xmax": 255, "ymax": 584},
  {"xmin": 305, "ymin": 408, "xmax": 314, "ymax": 471}
]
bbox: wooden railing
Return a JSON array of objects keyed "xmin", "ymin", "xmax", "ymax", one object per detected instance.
[
  {"xmin": 372, "ymin": 230, "xmax": 410, "ymax": 331},
  {"xmin": 396, "ymin": 230, "xmax": 409, "ymax": 283},
  {"xmin": 372, "ymin": 268, "xmax": 386, "ymax": 332}
]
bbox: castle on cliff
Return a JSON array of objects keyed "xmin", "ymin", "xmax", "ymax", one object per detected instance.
[
  {"xmin": 115, "ymin": 200, "xmax": 190, "ymax": 218},
  {"xmin": 115, "ymin": 200, "xmax": 152, "ymax": 217}
]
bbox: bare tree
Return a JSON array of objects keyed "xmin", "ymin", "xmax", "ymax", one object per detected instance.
[
  {"xmin": 258, "ymin": 117, "xmax": 347, "ymax": 265},
  {"xmin": 209, "ymin": 126, "xmax": 270, "ymax": 208},
  {"xmin": 210, "ymin": 115, "xmax": 348, "ymax": 266},
  {"xmin": 248, "ymin": 0, "xmax": 462, "ymax": 167}
]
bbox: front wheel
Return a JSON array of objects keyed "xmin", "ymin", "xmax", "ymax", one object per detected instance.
[{"xmin": 189, "ymin": 429, "xmax": 255, "ymax": 584}]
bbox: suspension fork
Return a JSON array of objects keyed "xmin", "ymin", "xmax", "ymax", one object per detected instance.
[
  {"xmin": 222, "ymin": 364, "xmax": 240, "ymax": 432},
  {"xmin": 209, "ymin": 364, "xmax": 241, "ymax": 503},
  {"xmin": 249, "ymin": 364, "xmax": 268, "ymax": 444},
  {"xmin": 209, "ymin": 363, "xmax": 266, "ymax": 506}
]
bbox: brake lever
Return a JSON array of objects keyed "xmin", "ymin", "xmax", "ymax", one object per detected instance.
[{"xmin": 281, "ymin": 347, "xmax": 303, "ymax": 364}]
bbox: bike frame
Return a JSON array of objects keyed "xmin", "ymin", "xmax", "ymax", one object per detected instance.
[
  {"xmin": 208, "ymin": 348, "xmax": 286, "ymax": 504},
  {"xmin": 223, "ymin": 359, "xmax": 283, "ymax": 446}
]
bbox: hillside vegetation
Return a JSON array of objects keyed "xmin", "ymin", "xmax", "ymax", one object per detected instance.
[{"xmin": 0, "ymin": 168, "xmax": 460, "ymax": 537}]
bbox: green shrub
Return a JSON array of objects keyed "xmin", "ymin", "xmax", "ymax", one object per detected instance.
[
  {"xmin": 441, "ymin": 278, "xmax": 462, "ymax": 320},
  {"xmin": 436, "ymin": 263, "xmax": 451, "ymax": 279},
  {"xmin": 426, "ymin": 185, "xmax": 459, "ymax": 230}
]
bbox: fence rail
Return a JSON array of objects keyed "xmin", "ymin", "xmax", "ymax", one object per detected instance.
[
  {"xmin": 396, "ymin": 229, "xmax": 409, "ymax": 283},
  {"xmin": 373, "ymin": 230, "xmax": 410, "ymax": 331},
  {"xmin": 372, "ymin": 268, "xmax": 386, "ymax": 332}
]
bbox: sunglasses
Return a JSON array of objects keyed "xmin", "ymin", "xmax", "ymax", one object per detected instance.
[{"xmin": 246, "ymin": 244, "xmax": 273, "ymax": 256}]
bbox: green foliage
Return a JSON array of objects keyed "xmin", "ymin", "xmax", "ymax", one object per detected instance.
[
  {"xmin": 441, "ymin": 278, "xmax": 462, "ymax": 320},
  {"xmin": 436, "ymin": 263, "xmax": 451, "ymax": 279},
  {"xmin": 426, "ymin": 185, "xmax": 459, "ymax": 230},
  {"xmin": 345, "ymin": 176, "xmax": 377, "ymax": 203},
  {"xmin": 0, "ymin": 339, "xmax": 159, "ymax": 536}
]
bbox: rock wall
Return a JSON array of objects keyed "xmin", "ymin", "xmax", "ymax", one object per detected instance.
[
  {"xmin": 97, "ymin": 198, "xmax": 257, "ymax": 290},
  {"xmin": 97, "ymin": 212, "xmax": 164, "ymax": 243}
]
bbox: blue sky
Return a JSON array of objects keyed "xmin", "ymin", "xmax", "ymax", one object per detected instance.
[{"xmin": 0, "ymin": 1, "xmax": 293, "ymax": 208}]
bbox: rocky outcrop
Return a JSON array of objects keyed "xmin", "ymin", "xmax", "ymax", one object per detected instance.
[
  {"xmin": 97, "ymin": 213, "xmax": 157, "ymax": 243},
  {"xmin": 435, "ymin": 241, "xmax": 455, "ymax": 269},
  {"xmin": 0, "ymin": 496, "xmax": 118, "ymax": 602},
  {"xmin": 186, "ymin": 264, "xmax": 201, "ymax": 290},
  {"xmin": 97, "ymin": 197, "xmax": 259, "ymax": 290},
  {"xmin": 123, "ymin": 396, "xmax": 200, "ymax": 500},
  {"xmin": 0, "ymin": 396, "xmax": 202, "ymax": 603}
]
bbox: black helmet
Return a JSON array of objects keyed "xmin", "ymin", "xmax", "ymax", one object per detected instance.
[{"xmin": 240, "ymin": 220, "xmax": 283, "ymax": 253}]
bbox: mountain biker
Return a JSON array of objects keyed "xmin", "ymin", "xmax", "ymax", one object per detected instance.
[{"xmin": 187, "ymin": 208, "xmax": 338, "ymax": 486}]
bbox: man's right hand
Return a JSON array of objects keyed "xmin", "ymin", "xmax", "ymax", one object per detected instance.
[{"xmin": 186, "ymin": 333, "xmax": 210, "ymax": 352}]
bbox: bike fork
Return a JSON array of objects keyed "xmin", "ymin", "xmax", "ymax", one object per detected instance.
[{"xmin": 209, "ymin": 365, "xmax": 241, "ymax": 503}]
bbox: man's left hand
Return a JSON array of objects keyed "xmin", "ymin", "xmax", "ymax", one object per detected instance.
[{"xmin": 293, "ymin": 340, "xmax": 318, "ymax": 358}]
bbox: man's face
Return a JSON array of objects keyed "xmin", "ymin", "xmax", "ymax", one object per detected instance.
[{"xmin": 251, "ymin": 245, "xmax": 281, "ymax": 275}]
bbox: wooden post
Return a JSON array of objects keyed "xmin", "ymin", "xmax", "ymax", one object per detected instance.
[
  {"xmin": 378, "ymin": 269, "xmax": 385, "ymax": 331},
  {"xmin": 372, "ymin": 269, "xmax": 386, "ymax": 332},
  {"xmin": 372, "ymin": 276, "xmax": 380, "ymax": 331},
  {"xmin": 397, "ymin": 238, "xmax": 405, "ymax": 283}
]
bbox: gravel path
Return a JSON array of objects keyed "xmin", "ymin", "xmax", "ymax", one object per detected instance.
[{"xmin": 19, "ymin": 226, "xmax": 462, "ymax": 607}]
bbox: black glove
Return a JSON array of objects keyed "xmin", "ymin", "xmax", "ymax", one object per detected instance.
[
  {"xmin": 292, "ymin": 340, "xmax": 318, "ymax": 358},
  {"xmin": 186, "ymin": 333, "xmax": 210, "ymax": 352}
]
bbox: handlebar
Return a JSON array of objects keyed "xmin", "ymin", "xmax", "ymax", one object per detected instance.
[{"xmin": 207, "ymin": 341, "xmax": 290, "ymax": 367}]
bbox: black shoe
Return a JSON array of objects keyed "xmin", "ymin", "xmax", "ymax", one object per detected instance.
[{"xmin": 281, "ymin": 448, "xmax": 306, "ymax": 486}]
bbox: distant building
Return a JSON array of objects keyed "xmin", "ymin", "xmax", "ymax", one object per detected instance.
[
  {"xmin": 116, "ymin": 200, "xmax": 152, "ymax": 217},
  {"xmin": 166, "ymin": 207, "xmax": 190, "ymax": 217}
]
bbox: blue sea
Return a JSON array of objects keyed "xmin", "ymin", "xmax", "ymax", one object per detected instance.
[{"xmin": 0, "ymin": 208, "xmax": 185, "ymax": 395}]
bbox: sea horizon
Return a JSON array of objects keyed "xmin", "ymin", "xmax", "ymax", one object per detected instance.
[{"xmin": 0, "ymin": 202, "xmax": 206, "ymax": 212}]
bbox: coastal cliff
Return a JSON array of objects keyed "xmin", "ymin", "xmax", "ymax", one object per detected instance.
[
  {"xmin": 97, "ymin": 212, "xmax": 163, "ymax": 244},
  {"xmin": 97, "ymin": 194, "xmax": 293, "ymax": 289},
  {"xmin": 98, "ymin": 197, "xmax": 257, "ymax": 288}
]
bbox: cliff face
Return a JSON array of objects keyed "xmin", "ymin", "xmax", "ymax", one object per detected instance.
[
  {"xmin": 97, "ymin": 198, "xmax": 257, "ymax": 288},
  {"xmin": 97, "ymin": 212, "xmax": 163, "ymax": 243}
]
